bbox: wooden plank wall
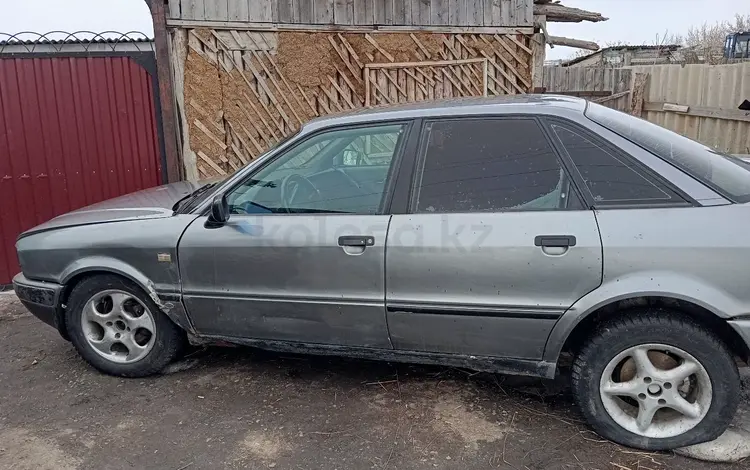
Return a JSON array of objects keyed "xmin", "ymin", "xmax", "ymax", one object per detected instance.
[
  {"xmin": 542, "ymin": 66, "xmax": 633, "ymax": 95},
  {"xmin": 180, "ymin": 29, "xmax": 534, "ymax": 178},
  {"xmin": 542, "ymin": 66, "xmax": 633, "ymax": 112},
  {"xmin": 169, "ymin": 0, "xmax": 534, "ymax": 26}
]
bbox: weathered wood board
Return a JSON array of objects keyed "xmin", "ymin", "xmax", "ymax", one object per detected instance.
[{"xmin": 170, "ymin": 0, "xmax": 534, "ymax": 26}]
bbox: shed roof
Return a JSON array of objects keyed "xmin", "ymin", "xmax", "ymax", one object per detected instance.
[{"xmin": 561, "ymin": 44, "xmax": 682, "ymax": 67}]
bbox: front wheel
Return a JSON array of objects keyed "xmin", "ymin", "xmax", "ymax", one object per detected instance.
[
  {"xmin": 572, "ymin": 311, "xmax": 740, "ymax": 450},
  {"xmin": 65, "ymin": 275, "xmax": 186, "ymax": 377}
]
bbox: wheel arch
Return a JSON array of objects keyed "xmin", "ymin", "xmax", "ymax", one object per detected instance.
[
  {"xmin": 58, "ymin": 258, "xmax": 194, "ymax": 337},
  {"xmin": 544, "ymin": 294, "xmax": 750, "ymax": 366},
  {"xmin": 61, "ymin": 257, "xmax": 156, "ymax": 296}
]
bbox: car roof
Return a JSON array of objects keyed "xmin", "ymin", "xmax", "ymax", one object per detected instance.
[{"xmin": 302, "ymin": 94, "xmax": 588, "ymax": 131}]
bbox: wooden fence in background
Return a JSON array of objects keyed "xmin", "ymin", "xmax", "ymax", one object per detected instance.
[
  {"xmin": 364, "ymin": 58, "xmax": 490, "ymax": 106},
  {"xmin": 541, "ymin": 63, "xmax": 750, "ymax": 155},
  {"xmin": 630, "ymin": 62, "xmax": 750, "ymax": 155},
  {"xmin": 541, "ymin": 66, "xmax": 632, "ymax": 112}
]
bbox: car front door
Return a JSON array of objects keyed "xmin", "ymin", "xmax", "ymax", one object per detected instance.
[
  {"xmin": 179, "ymin": 122, "xmax": 411, "ymax": 348},
  {"xmin": 385, "ymin": 117, "xmax": 603, "ymax": 359}
]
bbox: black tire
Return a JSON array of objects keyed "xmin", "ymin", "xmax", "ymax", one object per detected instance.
[
  {"xmin": 65, "ymin": 274, "xmax": 187, "ymax": 377},
  {"xmin": 571, "ymin": 310, "xmax": 740, "ymax": 450}
]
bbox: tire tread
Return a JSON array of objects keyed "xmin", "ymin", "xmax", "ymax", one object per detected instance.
[
  {"xmin": 65, "ymin": 274, "xmax": 186, "ymax": 377},
  {"xmin": 571, "ymin": 308, "xmax": 740, "ymax": 450}
]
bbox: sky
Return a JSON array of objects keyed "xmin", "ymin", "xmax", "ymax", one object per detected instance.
[
  {"xmin": 544, "ymin": 0, "xmax": 747, "ymax": 60},
  {"xmin": 0, "ymin": 0, "xmax": 746, "ymax": 60},
  {"xmin": 0, "ymin": 1, "xmax": 153, "ymax": 39}
]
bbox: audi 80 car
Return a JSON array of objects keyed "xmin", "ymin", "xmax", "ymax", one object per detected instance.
[{"xmin": 13, "ymin": 96, "xmax": 750, "ymax": 451}]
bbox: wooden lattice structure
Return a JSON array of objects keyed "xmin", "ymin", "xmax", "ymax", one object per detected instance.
[{"xmin": 164, "ymin": 0, "xmax": 542, "ymax": 179}]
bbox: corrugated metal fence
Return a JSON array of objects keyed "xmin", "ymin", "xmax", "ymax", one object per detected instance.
[
  {"xmin": 543, "ymin": 63, "xmax": 750, "ymax": 155},
  {"xmin": 0, "ymin": 54, "xmax": 164, "ymax": 285},
  {"xmin": 631, "ymin": 62, "xmax": 750, "ymax": 155}
]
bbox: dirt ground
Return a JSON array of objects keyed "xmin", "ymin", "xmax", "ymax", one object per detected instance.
[{"xmin": 1, "ymin": 293, "xmax": 748, "ymax": 470}]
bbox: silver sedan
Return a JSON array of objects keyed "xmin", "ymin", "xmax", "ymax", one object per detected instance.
[{"xmin": 13, "ymin": 96, "xmax": 750, "ymax": 451}]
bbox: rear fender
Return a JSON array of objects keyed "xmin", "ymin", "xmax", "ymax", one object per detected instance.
[{"xmin": 543, "ymin": 271, "xmax": 743, "ymax": 364}]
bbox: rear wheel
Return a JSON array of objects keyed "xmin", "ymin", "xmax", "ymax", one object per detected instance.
[
  {"xmin": 571, "ymin": 310, "xmax": 740, "ymax": 450},
  {"xmin": 65, "ymin": 275, "xmax": 186, "ymax": 377}
]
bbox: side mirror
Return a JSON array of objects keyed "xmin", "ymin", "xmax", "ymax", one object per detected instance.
[
  {"xmin": 206, "ymin": 194, "xmax": 229, "ymax": 228},
  {"xmin": 342, "ymin": 149, "xmax": 358, "ymax": 166}
]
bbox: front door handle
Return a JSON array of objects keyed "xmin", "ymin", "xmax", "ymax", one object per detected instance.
[
  {"xmin": 534, "ymin": 235, "xmax": 577, "ymax": 248},
  {"xmin": 338, "ymin": 235, "xmax": 375, "ymax": 247}
]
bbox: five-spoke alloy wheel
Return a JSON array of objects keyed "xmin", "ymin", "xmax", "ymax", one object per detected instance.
[
  {"xmin": 599, "ymin": 344, "xmax": 712, "ymax": 438},
  {"xmin": 572, "ymin": 310, "xmax": 740, "ymax": 450},
  {"xmin": 81, "ymin": 290, "xmax": 157, "ymax": 364},
  {"xmin": 66, "ymin": 275, "xmax": 186, "ymax": 377}
]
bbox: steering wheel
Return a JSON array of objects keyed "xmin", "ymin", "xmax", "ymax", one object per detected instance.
[
  {"xmin": 334, "ymin": 167, "xmax": 363, "ymax": 190},
  {"xmin": 280, "ymin": 173, "xmax": 321, "ymax": 213}
]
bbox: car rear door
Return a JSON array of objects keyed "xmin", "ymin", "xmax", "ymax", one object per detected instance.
[
  {"xmin": 385, "ymin": 117, "xmax": 603, "ymax": 360},
  {"xmin": 178, "ymin": 122, "xmax": 411, "ymax": 348}
]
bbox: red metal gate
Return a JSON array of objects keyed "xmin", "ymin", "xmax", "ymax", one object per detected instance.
[{"xmin": 0, "ymin": 54, "xmax": 164, "ymax": 285}]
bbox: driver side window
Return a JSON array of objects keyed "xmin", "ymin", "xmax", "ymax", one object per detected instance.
[
  {"xmin": 227, "ymin": 123, "xmax": 407, "ymax": 215},
  {"xmin": 340, "ymin": 132, "xmax": 401, "ymax": 167}
]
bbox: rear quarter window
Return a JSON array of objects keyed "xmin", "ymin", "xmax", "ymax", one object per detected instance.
[
  {"xmin": 550, "ymin": 123, "xmax": 683, "ymax": 205},
  {"xmin": 585, "ymin": 102, "xmax": 750, "ymax": 203}
]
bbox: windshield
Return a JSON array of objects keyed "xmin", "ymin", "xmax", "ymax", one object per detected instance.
[
  {"xmin": 173, "ymin": 179, "xmax": 224, "ymax": 213},
  {"xmin": 585, "ymin": 102, "xmax": 750, "ymax": 203},
  {"xmin": 175, "ymin": 131, "xmax": 303, "ymax": 213}
]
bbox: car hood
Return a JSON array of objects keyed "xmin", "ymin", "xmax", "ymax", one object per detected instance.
[{"xmin": 20, "ymin": 178, "xmax": 222, "ymax": 237}]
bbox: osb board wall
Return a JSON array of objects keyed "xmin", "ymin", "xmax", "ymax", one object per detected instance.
[{"xmin": 180, "ymin": 28, "xmax": 534, "ymax": 178}]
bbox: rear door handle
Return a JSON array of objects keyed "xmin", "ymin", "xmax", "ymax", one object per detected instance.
[
  {"xmin": 534, "ymin": 235, "xmax": 577, "ymax": 247},
  {"xmin": 338, "ymin": 235, "xmax": 375, "ymax": 247}
]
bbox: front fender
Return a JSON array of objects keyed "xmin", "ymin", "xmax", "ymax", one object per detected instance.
[
  {"xmin": 542, "ymin": 271, "xmax": 747, "ymax": 363},
  {"xmin": 61, "ymin": 256, "xmax": 156, "ymax": 293},
  {"xmin": 60, "ymin": 256, "xmax": 195, "ymax": 334}
]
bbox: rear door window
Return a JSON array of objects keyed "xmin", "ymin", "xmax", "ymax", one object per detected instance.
[{"xmin": 412, "ymin": 118, "xmax": 580, "ymax": 213}]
